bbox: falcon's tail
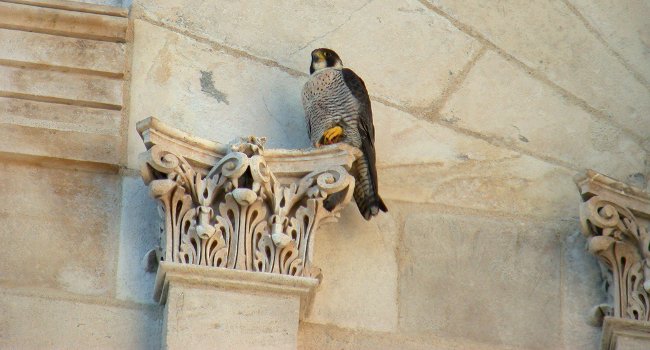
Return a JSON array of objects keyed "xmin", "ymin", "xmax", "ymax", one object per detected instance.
[{"xmin": 353, "ymin": 150, "xmax": 388, "ymax": 220}]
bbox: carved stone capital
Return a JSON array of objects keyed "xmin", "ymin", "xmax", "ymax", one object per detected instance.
[
  {"xmin": 137, "ymin": 117, "xmax": 361, "ymax": 281},
  {"xmin": 576, "ymin": 170, "xmax": 650, "ymax": 324}
]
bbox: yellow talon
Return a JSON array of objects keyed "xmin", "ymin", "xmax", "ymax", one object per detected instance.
[{"xmin": 320, "ymin": 126, "xmax": 343, "ymax": 146}]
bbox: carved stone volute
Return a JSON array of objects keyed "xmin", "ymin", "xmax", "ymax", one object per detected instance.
[
  {"xmin": 576, "ymin": 170, "xmax": 650, "ymax": 322},
  {"xmin": 138, "ymin": 117, "xmax": 360, "ymax": 281}
]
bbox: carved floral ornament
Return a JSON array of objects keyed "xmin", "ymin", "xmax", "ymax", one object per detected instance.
[
  {"xmin": 138, "ymin": 118, "xmax": 360, "ymax": 280},
  {"xmin": 577, "ymin": 171, "xmax": 650, "ymax": 322}
]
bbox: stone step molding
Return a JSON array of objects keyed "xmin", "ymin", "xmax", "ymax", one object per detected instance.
[
  {"xmin": 575, "ymin": 170, "xmax": 650, "ymax": 350},
  {"xmin": 137, "ymin": 117, "xmax": 361, "ymax": 349},
  {"xmin": 0, "ymin": 0, "xmax": 128, "ymax": 168}
]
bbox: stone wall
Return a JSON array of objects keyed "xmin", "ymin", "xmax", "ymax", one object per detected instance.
[{"xmin": 0, "ymin": 0, "xmax": 648, "ymax": 349}]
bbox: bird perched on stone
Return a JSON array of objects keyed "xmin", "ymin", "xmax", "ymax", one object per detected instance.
[{"xmin": 302, "ymin": 48, "xmax": 387, "ymax": 220}]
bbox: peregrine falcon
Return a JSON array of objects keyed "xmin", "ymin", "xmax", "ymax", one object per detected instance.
[{"xmin": 302, "ymin": 48, "xmax": 388, "ymax": 220}]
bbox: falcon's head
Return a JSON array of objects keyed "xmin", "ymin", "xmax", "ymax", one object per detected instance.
[{"xmin": 309, "ymin": 48, "xmax": 343, "ymax": 74}]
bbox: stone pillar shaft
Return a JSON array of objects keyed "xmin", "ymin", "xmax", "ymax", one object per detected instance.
[{"xmin": 157, "ymin": 263, "xmax": 317, "ymax": 349}]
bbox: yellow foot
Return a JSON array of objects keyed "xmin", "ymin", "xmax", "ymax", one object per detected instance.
[{"xmin": 319, "ymin": 126, "xmax": 343, "ymax": 146}]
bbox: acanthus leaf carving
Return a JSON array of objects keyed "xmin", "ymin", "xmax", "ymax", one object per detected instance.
[
  {"xmin": 141, "ymin": 135, "xmax": 356, "ymax": 279},
  {"xmin": 579, "ymin": 194, "xmax": 650, "ymax": 322}
]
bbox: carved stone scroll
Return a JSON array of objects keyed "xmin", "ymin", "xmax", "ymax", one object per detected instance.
[
  {"xmin": 576, "ymin": 170, "xmax": 650, "ymax": 323},
  {"xmin": 138, "ymin": 117, "xmax": 360, "ymax": 279}
]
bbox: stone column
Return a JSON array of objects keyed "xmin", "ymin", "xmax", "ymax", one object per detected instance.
[
  {"xmin": 137, "ymin": 117, "xmax": 360, "ymax": 349},
  {"xmin": 155, "ymin": 262, "xmax": 318, "ymax": 349},
  {"xmin": 575, "ymin": 170, "xmax": 650, "ymax": 350}
]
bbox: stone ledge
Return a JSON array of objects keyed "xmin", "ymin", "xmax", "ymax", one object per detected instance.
[
  {"xmin": 137, "ymin": 117, "xmax": 360, "ymax": 179},
  {"xmin": 0, "ymin": 1, "xmax": 128, "ymax": 42},
  {"xmin": 4, "ymin": 0, "xmax": 128, "ymax": 17},
  {"xmin": 602, "ymin": 317, "xmax": 650, "ymax": 350},
  {"xmin": 575, "ymin": 169, "xmax": 650, "ymax": 219},
  {"xmin": 154, "ymin": 262, "xmax": 319, "ymax": 319}
]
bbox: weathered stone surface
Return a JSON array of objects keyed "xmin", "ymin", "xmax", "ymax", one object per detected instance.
[
  {"xmin": 602, "ymin": 317, "xmax": 650, "ymax": 350},
  {"xmin": 8, "ymin": 0, "xmax": 129, "ymax": 16},
  {"xmin": 616, "ymin": 336, "xmax": 650, "ymax": 350},
  {"xmin": 164, "ymin": 282, "xmax": 300, "ymax": 350},
  {"xmin": 373, "ymin": 102, "xmax": 579, "ymax": 220},
  {"xmin": 0, "ymin": 97, "xmax": 121, "ymax": 136},
  {"xmin": 0, "ymin": 28, "xmax": 126, "ymax": 76},
  {"xmin": 76, "ymin": 0, "xmax": 125, "ymax": 8},
  {"xmin": 0, "ymin": 291, "xmax": 161, "ymax": 348},
  {"xmin": 116, "ymin": 176, "xmax": 159, "ymax": 304},
  {"xmin": 306, "ymin": 205, "xmax": 398, "ymax": 332},
  {"xmin": 399, "ymin": 212, "xmax": 562, "ymax": 349},
  {"xmin": 298, "ymin": 322, "xmax": 525, "ymax": 350},
  {"xmin": 127, "ymin": 19, "xmax": 311, "ymax": 168},
  {"xmin": 132, "ymin": 0, "xmax": 480, "ymax": 108},
  {"xmin": 0, "ymin": 1, "xmax": 128, "ymax": 42},
  {"xmin": 440, "ymin": 51, "xmax": 646, "ymax": 181},
  {"xmin": 561, "ymin": 230, "xmax": 604, "ymax": 350},
  {"xmin": 428, "ymin": 0, "xmax": 650, "ymax": 138},
  {"xmin": 0, "ymin": 123, "xmax": 121, "ymax": 164},
  {"xmin": 0, "ymin": 66, "xmax": 122, "ymax": 109},
  {"xmin": 0, "ymin": 160, "xmax": 120, "ymax": 295},
  {"xmin": 567, "ymin": 0, "xmax": 650, "ymax": 83}
]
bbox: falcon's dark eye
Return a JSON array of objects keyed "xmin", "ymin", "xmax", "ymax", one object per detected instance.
[{"xmin": 324, "ymin": 52, "xmax": 329, "ymax": 57}]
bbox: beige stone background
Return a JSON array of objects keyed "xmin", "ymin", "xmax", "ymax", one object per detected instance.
[{"xmin": 0, "ymin": 0, "xmax": 649, "ymax": 349}]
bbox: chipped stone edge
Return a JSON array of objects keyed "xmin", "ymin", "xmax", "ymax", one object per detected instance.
[
  {"xmin": 154, "ymin": 261, "xmax": 320, "ymax": 318},
  {"xmin": 574, "ymin": 169, "xmax": 650, "ymax": 218},
  {"xmin": 601, "ymin": 317, "xmax": 650, "ymax": 350},
  {"xmin": 136, "ymin": 117, "xmax": 361, "ymax": 178},
  {"xmin": 3, "ymin": 0, "xmax": 129, "ymax": 17}
]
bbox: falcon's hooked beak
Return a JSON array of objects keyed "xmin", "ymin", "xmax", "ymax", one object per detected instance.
[{"xmin": 309, "ymin": 48, "xmax": 343, "ymax": 74}]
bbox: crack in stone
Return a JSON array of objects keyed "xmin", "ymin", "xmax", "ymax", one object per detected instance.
[{"xmin": 289, "ymin": 0, "xmax": 375, "ymax": 57}]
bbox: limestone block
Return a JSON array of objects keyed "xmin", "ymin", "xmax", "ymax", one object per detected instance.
[
  {"xmin": 428, "ymin": 0, "xmax": 650, "ymax": 137},
  {"xmin": 0, "ymin": 291, "xmax": 161, "ymax": 348},
  {"xmin": 0, "ymin": 66, "xmax": 122, "ymax": 109},
  {"xmin": 602, "ymin": 317, "xmax": 650, "ymax": 350},
  {"xmin": 116, "ymin": 176, "xmax": 159, "ymax": 304},
  {"xmin": 0, "ymin": 97, "xmax": 121, "ymax": 136},
  {"xmin": 0, "ymin": 123, "xmax": 121, "ymax": 165},
  {"xmin": 298, "ymin": 322, "xmax": 526, "ymax": 350},
  {"xmin": 158, "ymin": 264, "xmax": 317, "ymax": 350},
  {"xmin": 7, "ymin": 0, "xmax": 129, "ymax": 16},
  {"xmin": 0, "ymin": 1, "xmax": 128, "ymax": 42},
  {"xmin": 305, "ymin": 205, "xmax": 398, "ymax": 332},
  {"xmin": 0, "ymin": 161, "xmax": 120, "ymax": 295},
  {"xmin": 440, "ymin": 51, "xmax": 646, "ymax": 181},
  {"xmin": 399, "ymin": 212, "xmax": 562, "ymax": 349},
  {"xmin": 127, "ymin": 19, "xmax": 312, "ymax": 169},
  {"xmin": 131, "ymin": 0, "xmax": 480, "ymax": 108},
  {"xmin": 373, "ymin": 102, "xmax": 578, "ymax": 220},
  {"xmin": 567, "ymin": 0, "xmax": 650, "ymax": 83},
  {"xmin": 379, "ymin": 154, "xmax": 576, "ymax": 221},
  {"xmin": 561, "ymin": 230, "xmax": 604, "ymax": 350},
  {"xmin": 0, "ymin": 28, "xmax": 126, "ymax": 76},
  {"xmin": 164, "ymin": 285, "xmax": 297, "ymax": 349},
  {"xmin": 616, "ymin": 337, "xmax": 650, "ymax": 350}
]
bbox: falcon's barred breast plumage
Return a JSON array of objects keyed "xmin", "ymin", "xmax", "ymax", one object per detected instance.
[{"xmin": 302, "ymin": 48, "xmax": 387, "ymax": 220}]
